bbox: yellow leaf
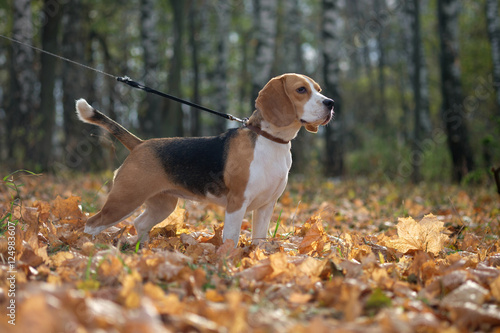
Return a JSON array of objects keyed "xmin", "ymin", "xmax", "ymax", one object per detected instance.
[
  {"xmin": 205, "ymin": 289, "xmax": 225, "ymax": 302},
  {"xmin": 119, "ymin": 270, "xmax": 142, "ymax": 309},
  {"xmin": 77, "ymin": 279, "xmax": 100, "ymax": 291},
  {"xmin": 150, "ymin": 206, "xmax": 185, "ymax": 238},
  {"xmin": 50, "ymin": 251, "xmax": 74, "ymax": 266},
  {"xmin": 269, "ymin": 251, "xmax": 289, "ymax": 278},
  {"xmin": 289, "ymin": 292, "xmax": 312, "ymax": 304},
  {"xmin": 123, "ymin": 291, "xmax": 141, "ymax": 309},
  {"xmin": 490, "ymin": 274, "xmax": 500, "ymax": 301},
  {"xmin": 296, "ymin": 257, "xmax": 326, "ymax": 277},
  {"xmin": 144, "ymin": 282, "xmax": 183, "ymax": 314},
  {"xmin": 388, "ymin": 214, "xmax": 448, "ymax": 255},
  {"xmin": 47, "ymin": 273, "xmax": 62, "ymax": 285}
]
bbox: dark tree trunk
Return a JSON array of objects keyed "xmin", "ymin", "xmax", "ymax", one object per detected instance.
[
  {"xmin": 38, "ymin": 0, "xmax": 63, "ymax": 171},
  {"xmin": 164, "ymin": 0, "xmax": 185, "ymax": 137},
  {"xmin": 437, "ymin": 0, "xmax": 475, "ymax": 182},
  {"xmin": 410, "ymin": 0, "xmax": 423, "ymax": 183},
  {"xmin": 61, "ymin": 0, "xmax": 94, "ymax": 171},
  {"xmin": 322, "ymin": 0, "xmax": 344, "ymax": 178},
  {"xmin": 188, "ymin": 0, "xmax": 202, "ymax": 137},
  {"xmin": 7, "ymin": 0, "xmax": 38, "ymax": 169},
  {"xmin": 375, "ymin": 0, "xmax": 387, "ymax": 128},
  {"xmin": 485, "ymin": 0, "xmax": 500, "ymax": 116}
]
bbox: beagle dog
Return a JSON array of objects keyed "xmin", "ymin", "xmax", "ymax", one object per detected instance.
[{"xmin": 76, "ymin": 73, "xmax": 334, "ymax": 246}]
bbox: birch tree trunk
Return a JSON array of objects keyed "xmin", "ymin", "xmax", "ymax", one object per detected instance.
[
  {"xmin": 437, "ymin": 0, "xmax": 474, "ymax": 182},
  {"xmin": 402, "ymin": 0, "xmax": 432, "ymax": 183},
  {"xmin": 139, "ymin": 0, "xmax": 163, "ymax": 138},
  {"xmin": 38, "ymin": 0, "xmax": 63, "ymax": 171},
  {"xmin": 322, "ymin": 0, "xmax": 344, "ymax": 178},
  {"xmin": 164, "ymin": 0, "xmax": 185, "ymax": 137},
  {"xmin": 402, "ymin": 0, "xmax": 432, "ymax": 136},
  {"xmin": 374, "ymin": 0, "xmax": 387, "ymax": 128},
  {"xmin": 7, "ymin": 0, "xmax": 38, "ymax": 167},
  {"xmin": 280, "ymin": 0, "xmax": 308, "ymax": 173},
  {"xmin": 282, "ymin": 0, "xmax": 303, "ymax": 73},
  {"xmin": 485, "ymin": 0, "xmax": 500, "ymax": 115},
  {"xmin": 213, "ymin": 0, "xmax": 230, "ymax": 134},
  {"xmin": 251, "ymin": 0, "xmax": 277, "ymax": 104}
]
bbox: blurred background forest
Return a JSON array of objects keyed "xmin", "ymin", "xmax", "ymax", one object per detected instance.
[{"xmin": 0, "ymin": 0, "xmax": 499, "ymax": 184}]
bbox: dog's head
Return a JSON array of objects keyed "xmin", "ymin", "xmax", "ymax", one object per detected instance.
[{"xmin": 255, "ymin": 73, "xmax": 334, "ymax": 133}]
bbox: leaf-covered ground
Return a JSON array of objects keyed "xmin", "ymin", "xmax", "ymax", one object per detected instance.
[{"xmin": 1, "ymin": 173, "xmax": 499, "ymax": 332}]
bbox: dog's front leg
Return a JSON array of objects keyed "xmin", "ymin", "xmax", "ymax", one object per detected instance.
[
  {"xmin": 251, "ymin": 202, "xmax": 275, "ymax": 244},
  {"xmin": 222, "ymin": 207, "xmax": 246, "ymax": 247}
]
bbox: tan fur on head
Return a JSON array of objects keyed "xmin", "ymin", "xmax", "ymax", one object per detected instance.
[
  {"xmin": 76, "ymin": 99, "xmax": 95, "ymax": 123},
  {"xmin": 255, "ymin": 76, "xmax": 297, "ymax": 127}
]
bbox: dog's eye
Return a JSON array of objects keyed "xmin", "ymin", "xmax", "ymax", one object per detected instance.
[{"xmin": 296, "ymin": 87, "xmax": 307, "ymax": 94}]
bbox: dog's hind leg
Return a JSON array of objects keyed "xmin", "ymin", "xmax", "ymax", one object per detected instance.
[
  {"xmin": 84, "ymin": 186, "xmax": 147, "ymax": 236},
  {"xmin": 133, "ymin": 192, "xmax": 178, "ymax": 243},
  {"xmin": 84, "ymin": 159, "xmax": 167, "ymax": 236}
]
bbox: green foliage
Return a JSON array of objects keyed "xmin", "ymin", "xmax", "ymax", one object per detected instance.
[
  {"xmin": 345, "ymin": 136, "xmax": 403, "ymax": 181},
  {"xmin": 0, "ymin": 170, "xmax": 39, "ymax": 235},
  {"xmin": 270, "ymin": 209, "xmax": 283, "ymax": 238},
  {"xmin": 1, "ymin": 0, "xmax": 499, "ymax": 183},
  {"xmin": 364, "ymin": 288, "xmax": 392, "ymax": 316},
  {"xmin": 80, "ymin": 179, "xmax": 110, "ymax": 213}
]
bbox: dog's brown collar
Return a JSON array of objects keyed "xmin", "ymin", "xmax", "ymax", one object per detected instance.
[{"xmin": 245, "ymin": 124, "xmax": 289, "ymax": 144}]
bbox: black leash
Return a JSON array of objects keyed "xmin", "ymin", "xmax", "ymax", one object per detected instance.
[
  {"xmin": 116, "ymin": 76, "xmax": 247, "ymax": 123},
  {"xmin": 1, "ymin": 34, "xmax": 247, "ymax": 124}
]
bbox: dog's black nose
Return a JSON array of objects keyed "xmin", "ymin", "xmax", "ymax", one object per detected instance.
[{"xmin": 323, "ymin": 99, "xmax": 334, "ymax": 108}]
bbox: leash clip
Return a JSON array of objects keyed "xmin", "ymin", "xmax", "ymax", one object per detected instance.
[
  {"xmin": 227, "ymin": 114, "xmax": 248, "ymax": 124},
  {"xmin": 117, "ymin": 76, "xmax": 132, "ymax": 83}
]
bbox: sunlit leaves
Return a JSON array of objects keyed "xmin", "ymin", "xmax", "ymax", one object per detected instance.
[{"xmin": 0, "ymin": 176, "xmax": 499, "ymax": 332}]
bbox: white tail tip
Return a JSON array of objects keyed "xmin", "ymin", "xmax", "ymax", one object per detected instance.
[{"xmin": 76, "ymin": 98, "xmax": 94, "ymax": 122}]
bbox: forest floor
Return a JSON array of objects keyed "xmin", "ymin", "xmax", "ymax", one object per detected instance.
[{"xmin": 0, "ymin": 172, "xmax": 499, "ymax": 332}]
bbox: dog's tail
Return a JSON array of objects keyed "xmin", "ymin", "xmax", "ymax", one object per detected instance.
[{"xmin": 75, "ymin": 99, "xmax": 143, "ymax": 151}]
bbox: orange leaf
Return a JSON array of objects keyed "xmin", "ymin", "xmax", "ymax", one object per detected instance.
[
  {"xmin": 298, "ymin": 220, "xmax": 326, "ymax": 254},
  {"xmin": 52, "ymin": 196, "xmax": 85, "ymax": 225}
]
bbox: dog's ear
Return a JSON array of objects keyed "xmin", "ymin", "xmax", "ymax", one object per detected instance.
[
  {"xmin": 305, "ymin": 124, "xmax": 319, "ymax": 133},
  {"xmin": 255, "ymin": 76, "xmax": 296, "ymax": 127}
]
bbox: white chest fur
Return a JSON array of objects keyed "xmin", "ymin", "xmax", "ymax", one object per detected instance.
[{"xmin": 244, "ymin": 137, "xmax": 292, "ymax": 211}]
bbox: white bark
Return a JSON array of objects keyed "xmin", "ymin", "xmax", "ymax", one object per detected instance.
[
  {"xmin": 401, "ymin": 0, "xmax": 432, "ymax": 136},
  {"xmin": 213, "ymin": 0, "xmax": 230, "ymax": 133},
  {"xmin": 140, "ymin": 0, "xmax": 162, "ymax": 136},
  {"xmin": 252, "ymin": 0, "xmax": 277, "ymax": 101},
  {"xmin": 486, "ymin": 0, "xmax": 500, "ymax": 114},
  {"xmin": 283, "ymin": 0, "xmax": 303, "ymax": 72}
]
